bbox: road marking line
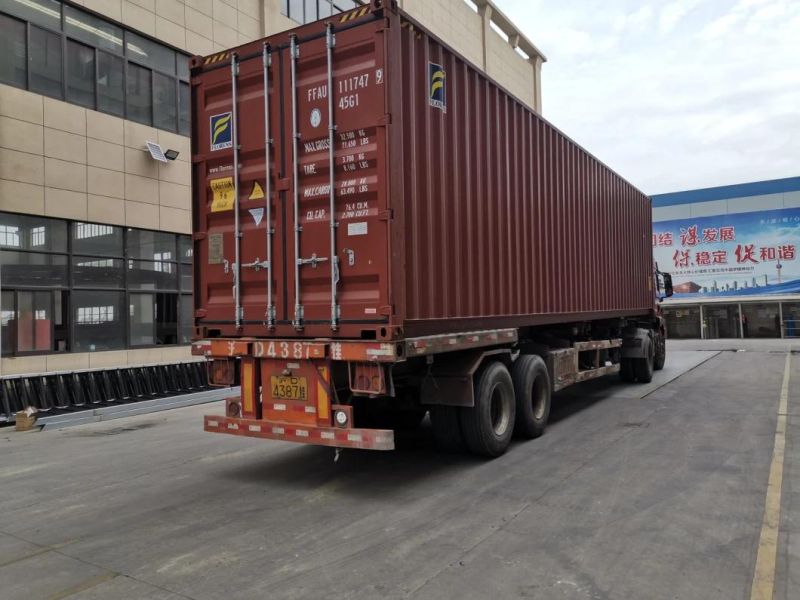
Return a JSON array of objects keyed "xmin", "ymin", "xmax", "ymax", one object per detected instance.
[{"xmin": 750, "ymin": 352, "xmax": 791, "ymax": 600}]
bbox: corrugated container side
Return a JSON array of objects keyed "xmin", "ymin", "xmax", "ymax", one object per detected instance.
[{"xmin": 396, "ymin": 15, "xmax": 652, "ymax": 335}]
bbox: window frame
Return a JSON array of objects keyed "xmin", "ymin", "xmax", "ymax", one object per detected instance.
[
  {"xmin": 0, "ymin": 211, "xmax": 192, "ymax": 356},
  {"xmin": 0, "ymin": 0, "xmax": 190, "ymax": 133}
]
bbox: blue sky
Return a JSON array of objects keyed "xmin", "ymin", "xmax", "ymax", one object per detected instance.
[{"xmin": 496, "ymin": 0, "xmax": 800, "ymax": 195}]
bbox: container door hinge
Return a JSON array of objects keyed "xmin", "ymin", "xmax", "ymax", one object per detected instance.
[
  {"xmin": 379, "ymin": 305, "xmax": 394, "ymax": 316},
  {"xmin": 378, "ymin": 114, "xmax": 392, "ymax": 126},
  {"xmin": 193, "ymin": 231, "xmax": 207, "ymax": 240},
  {"xmin": 378, "ymin": 209, "xmax": 393, "ymax": 221}
]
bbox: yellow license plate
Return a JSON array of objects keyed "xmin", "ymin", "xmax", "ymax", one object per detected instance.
[{"xmin": 270, "ymin": 376, "xmax": 308, "ymax": 401}]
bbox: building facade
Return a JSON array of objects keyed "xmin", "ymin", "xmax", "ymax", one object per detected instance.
[
  {"xmin": 0, "ymin": 0, "xmax": 544, "ymax": 378},
  {"xmin": 652, "ymin": 176, "xmax": 800, "ymax": 340}
]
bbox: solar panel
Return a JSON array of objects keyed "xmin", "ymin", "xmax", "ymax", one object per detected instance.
[{"xmin": 146, "ymin": 141, "xmax": 168, "ymax": 163}]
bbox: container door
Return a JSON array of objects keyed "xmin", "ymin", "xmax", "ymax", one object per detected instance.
[
  {"xmin": 281, "ymin": 22, "xmax": 390, "ymax": 333},
  {"xmin": 194, "ymin": 49, "xmax": 286, "ymax": 334}
]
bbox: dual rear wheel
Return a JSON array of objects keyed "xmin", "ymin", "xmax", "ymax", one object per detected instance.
[{"xmin": 431, "ymin": 356, "xmax": 552, "ymax": 458}]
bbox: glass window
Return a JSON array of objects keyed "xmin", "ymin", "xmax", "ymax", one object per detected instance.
[
  {"xmin": 72, "ymin": 222, "xmax": 123, "ymax": 256},
  {"xmin": 179, "ymin": 263, "xmax": 191, "ymax": 292},
  {"xmin": 0, "ymin": 252, "xmax": 68, "ymax": 287},
  {"xmin": 29, "ymin": 25, "xmax": 62, "ymax": 98},
  {"xmin": 0, "ymin": 0, "xmax": 61, "ymax": 31},
  {"xmin": 179, "ymin": 294, "xmax": 192, "ymax": 343},
  {"xmin": 287, "ymin": 0, "xmax": 303, "ymax": 20},
  {"xmin": 72, "ymin": 256, "xmax": 124, "ymax": 288},
  {"xmin": 741, "ymin": 303, "xmax": 780, "ymax": 338},
  {"xmin": 129, "ymin": 292, "xmax": 154, "ymax": 346},
  {"xmin": 72, "ymin": 290, "xmax": 125, "ymax": 351},
  {"xmin": 178, "ymin": 81, "xmax": 190, "ymax": 136},
  {"xmin": 305, "ymin": 0, "xmax": 317, "ymax": 21},
  {"xmin": 66, "ymin": 40, "xmax": 95, "ymax": 108},
  {"xmin": 177, "ymin": 55, "xmax": 189, "ymax": 80},
  {"xmin": 126, "ymin": 62, "xmax": 152, "ymax": 125},
  {"xmin": 178, "ymin": 236, "xmax": 192, "ymax": 263},
  {"xmin": 663, "ymin": 306, "xmax": 701, "ymax": 340},
  {"xmin": 704, "ymin": 304, "xmax": 741, "ymax": 339},
  {"xmin": 153, "ymin": 71, "xmax": 176, "ymax": 131},
  {"xmin": 127, "ymin": 229, "xmax": 175, "ymax": 261},
  {"xmin": 319, "ymin": 0, "xmax": 333, "ymax": 18},
  {"xmin": 155, "ymin": 292, "xmax": 177, "ymax": 344},
  {"xmin": 16, "ymin": 290, "xmax": 52, "ymax": 352},
  {"xmin": 126, "ymin": 31, "xmax": 175, "ymax": 75},
  {"xmin": 97, "ymin": 51, "xmax": 124, "ymax": 116},
  {"xmin": 1, "ymin": 290, "xmax": 14, "ymax": 356},
  {"xmin": 0, "ymin": 13, "xmax": 26, "ymax": 87},
  {"xmin": 64, "ymin": 5, "xmax": 123, "ymax": 54},
  {"xmin": 127, "ymin": 260, "xmax": 177, "ymax": 290},
  {"xmin": 0, "ymin": 213, "xmax": 68, "ymax": 251}
]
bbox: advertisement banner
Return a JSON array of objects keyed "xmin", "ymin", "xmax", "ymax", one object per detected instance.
[{"xmin": 653, "ymin": 207, "xmax": 800, "ymax": 298}]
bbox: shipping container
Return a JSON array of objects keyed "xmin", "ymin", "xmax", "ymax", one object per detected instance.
[{"xmin": 192, "ymin": 1, "xmax": 673, "ymax": 457}]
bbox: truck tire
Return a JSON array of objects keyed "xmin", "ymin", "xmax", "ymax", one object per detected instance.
[
  {"xmin": 430, "ymin": 405, "xmax": 464, "ymax": 452},
  {"xmin": 512, "ymin": 355, "xmax": 551, "ymax": 439},
  {"xmin": 619, "ymin": 358, "xmax": 636, "ymax": 382},
  {"xmin": 653, "ymin": 331, "xmax": 666, "ymax": 371},
  {"xmin": 633, "ymin": 336, "xmax": 655, "ymax": 383},
  {"xmin": 459, "ymin": 361, "xmax": 516, "ymax": 457}
]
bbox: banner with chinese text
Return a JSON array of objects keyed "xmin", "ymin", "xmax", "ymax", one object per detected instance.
[{"xmin": 653, "ymin": 207, "xmax": 800, "ymax": 298}]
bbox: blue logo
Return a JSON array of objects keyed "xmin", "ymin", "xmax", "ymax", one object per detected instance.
[
  {"xmin": 210, "ymin": 112, "xmax": 233, "ymax": 151},
  {"xmin": 429, "ymin": 63, "xmax": 446, "ymax": 112}
]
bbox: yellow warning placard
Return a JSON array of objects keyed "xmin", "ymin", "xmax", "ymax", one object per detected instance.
[
  {"xmin": 210, "ymin": 177, "xmax": 234, "ymax": 212},
  {"xmin": 249, "ymin": 181, "xmax": 265, "ymax": 200}
]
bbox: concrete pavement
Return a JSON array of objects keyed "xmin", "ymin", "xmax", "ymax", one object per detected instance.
[{"xmin": 0, "ymin": 345, "xmax": 796, "ymax": 599}]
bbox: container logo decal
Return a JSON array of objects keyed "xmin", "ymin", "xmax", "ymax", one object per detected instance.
[
  {"xmin": 429, "ymin": 63, "xmax": 446, "ymax": 113},
  {"xmin": 210, "ymin": 112, "xmax": 233, "ymax": 151}
]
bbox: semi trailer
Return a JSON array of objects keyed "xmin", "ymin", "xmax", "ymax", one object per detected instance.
[{"xmin": 190, "ymin": 0, "xmax": 673, "ymax": 457}]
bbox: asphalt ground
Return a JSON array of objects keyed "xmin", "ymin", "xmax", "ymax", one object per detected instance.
[{"xmin": 0, "ymin": 342, "xmax": 797, "ymax": 599}]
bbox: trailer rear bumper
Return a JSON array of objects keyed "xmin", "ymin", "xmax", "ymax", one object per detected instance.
[{"xmin": 204, "ymin": 415, "xmax": 395, "ymax": 451}]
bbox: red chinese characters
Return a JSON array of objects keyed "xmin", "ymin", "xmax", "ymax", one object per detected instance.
[
  {"xmin": 695, "ymin": 251, "xmax": 711, "ymax": 266},
  {"xmin": 680, "ymin": 225, "xmax": 699, "ymax": 247},
  {"xmin": 779, "ymin": 245, "xmax": 796, "ymax": 260},
  {"xmin": 673, "ymin": 249, "xmax": 691, "ymax": 268},
  {"xmin": 735, "ymin": 244, "xmax": 758, "ymax": 264},
  {"xmin": 720, "ymin": 226, "xmax": 735, "ymax": 242}
]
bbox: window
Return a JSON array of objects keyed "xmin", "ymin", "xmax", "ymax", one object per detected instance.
[
  {"xmin": 97, "ymin": 51, "xmax": 124, "ymax": 116},
  {"xmin": 29, "ymin": 25, "xmax": 62, "ymax": 98},
  {"xmin": 0, "ymin": 13, "xmax": 26, "ymax": 87},
  {"xmin": 66, "ymin": 39, "xmax": 95, "ymax": 108},
  {"xmin": 129, "ymin": 292, "xmax": 178, "ymax": 346},
  {"xmin": 126, "ymin": 31, "xmax": 175, "ymax": 75},
  {"xmin": 0, "ymin": 252, "xmax": 68, "ymax": 287},
  {"xmin": 126, "ymin": 62, "xmax": 151, "ymax": 125},
  {"xmin": 153, "ymin": 72, "xmax": 177, "ymax": 131},
  {"xmin": 0, "ymin": 212, "xmax": 192, "ymax": 355},
  {"xmin": 282, "ymin": 0, "xmax": 363, "ymax": 24},
  {"xmin": 127, "ymin": 229, "xmax": 175, "ymax": 260},
  {"xmin": 72, "ymin": 256, "xmax": 124, "ymax": 288},
  {"xmin": 0, "ymin": 213, "xmax": 67, "ymax": 251},
  {"xmin": 179, "ymin": 294, "xmax": 192, "ymax": 343},
  {"xmin": 73, "ymin": 290, "xmax": 125, "ymax": 351},
  {"xmin": 178, "ymin": 81, "xmax": 190, "ymax": 136},
  {"xmin": 64, "ymin": 4, "xmax": 122, "ymax": 53},
  {"xmin": 1, "ymin": 0, "xmax": 61, "ymax": 30},
  {"xmin": 16, "ymin": 290, "xmax": 52, "ymax": 352},
  {"xmin": 72, "ymin": 222, "xmax": 123, "ymax": 256},
  {"xmin": 0, "ymin": 3, "xmax": 190, "ymax": 133}
]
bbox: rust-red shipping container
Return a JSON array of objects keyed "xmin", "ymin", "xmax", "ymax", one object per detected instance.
[{"xmin": 190, "ymin": 1, "xmax": 654, "ymax": 343}]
